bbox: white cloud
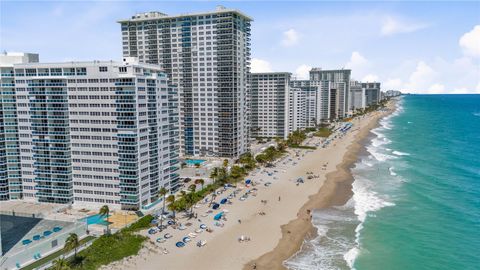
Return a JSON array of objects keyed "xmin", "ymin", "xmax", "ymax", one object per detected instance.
[
  {"xmin": 345, "ymin": 51, "xmax": 369, "ymax": 69},
  {"xmin": 362, "ymin": 74, "xmax": 379, "ymax": 82},
  {"xmin": 381, "ymin": 16, "xmax": 428, "ymax": 36},
  {"xmin": 294, "ymin": 64, "xmax": 311, "ymax": 79},
  {"xmin": 404, "ymin": 61, "xmax": 437, "ymax": 93},
  {"xmin": 459, "ymin": 25, "xmax": 480, "ymax": 58},
  {"xmin": 281, "ymin": 29, "xmax": 300, "ymax": 47},
  {"xmin": 250, "ymin": 58, "xmax": 273, "ymax": 73},
  {"xmin": 345, "ymin": 51, "xmax": 373, "ymax": 80},
  {"xmin": 427, "ymin": 83, "xmax": 446, "ymax": 93},
  {"xmin": 383, "ymin": 78, "xmax": 403, "ymax": 90}
]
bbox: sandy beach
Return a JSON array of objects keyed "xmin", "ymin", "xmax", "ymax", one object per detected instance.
[{"xmin": 103, "ymin": 102, "xmax": 396, "ymax": 270}]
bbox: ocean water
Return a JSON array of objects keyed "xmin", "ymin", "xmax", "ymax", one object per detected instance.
[{"xmin": 285, "ymin": 95, "xmax": 480, "ymax": 270}]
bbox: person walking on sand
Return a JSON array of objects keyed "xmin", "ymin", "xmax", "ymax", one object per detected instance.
[{"xmin": 278, "ymin": 196, "xmax": 281, "ymax": 202}]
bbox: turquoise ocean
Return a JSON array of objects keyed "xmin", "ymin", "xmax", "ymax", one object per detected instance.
[{"xmin": 285, "ymin": 95, "xmax": 480, "ymax": 270}]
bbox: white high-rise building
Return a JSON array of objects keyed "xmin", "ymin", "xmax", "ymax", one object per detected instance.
[
  {"xmin": 348, "ymin": 81, "xmax": 381, "ymax": 112},
  {"xmin": 349, "ymin": 80, "xmax": 365, "ymax": 111},
  {"xmin": 309, "ymin": 68, "xmax": 351, "ymax": 119},
  {"xmin": 290, "ymin": 80, "xmax": 331, "ymax": 125},
  {"xmin": 250, "ymin": 72, "xmax": 291, "ymax": 139},
  {"xmin": 119, "ymin": 6, "xmax": 252, "ymax": 158},
  {"xmin": 3, "ymin": 58, "xmax": 180, "ymax": 210},
  {"xmin": 362, "ymin": 82, "xmax": 381, "ymax": 106},
  {"xmin": 1, "ymin": 52, "xmax": 39, "ymax": 201},
  {"xmin": 288, "ymin": 88, "xmax": 306, "ymax": 132}
]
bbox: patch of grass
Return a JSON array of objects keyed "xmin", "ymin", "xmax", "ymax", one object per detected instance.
[
  {"xmin": 72, "ymin": 233, "xmax": 146, "ymax": 270},
  {"xmin": 121, "ymin": 215, "xmax": 153, "ymax": 233},
  {"xmin": 314, "ymin": 127, "xmax": 332, "ymax": 138},
  {"xmin": 288, "ymin": 144, "xmax": 317, "ymax": 150},
  {"xmin": 21, "ymin": 236, "xmax": 96, "ymax": 270}
]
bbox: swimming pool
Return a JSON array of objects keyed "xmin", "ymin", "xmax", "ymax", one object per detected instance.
[
  {"xmin": 84, "ymin": 214, "xmax": 110, "ymax": 225},
  {"xmin": 185, "ymin": 159, "xmax": 206, "ymax": 165}
]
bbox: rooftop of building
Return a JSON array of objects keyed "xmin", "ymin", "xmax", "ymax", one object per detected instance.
[
  {"xmin": 118, "ymin": 5, "xmax": 253, "ymax": 23},
  {"xmin": 310, "ymin": 67, "xmax": 352, "ymax": 72},
  {"xmin": 12, "ymin": 57, "xmax": 163, "ymax": 71},
  {"xmin": 0, "ymin": 200, "xmax": 67, "ymax": 218},
  {"xmin": 251, "ymin": 72, "xmax": 292, "ymax": 76}
]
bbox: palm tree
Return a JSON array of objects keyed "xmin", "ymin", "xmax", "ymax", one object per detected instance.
[
  {"xmin": 188, "ymin": 184, "xmax": 197, "ymax": 193},
  {"xmin": 195, "ymin": 179, "xmax": 205, "ymax": 190},
  {"xmin": 52, "ymin": 258, "xmax": 70, "ymax": 270},
  {"xmin": 158, "ymin": 187, "xmax": 169, "ymax": 230},
  {"xmin": 223, "ymin": 159, "xmax": 229, "ymax": 168},
  {"xmin": 64, "ymin": 233, "xmax": 79, "ymax": 259},
  {"xmin": 99, "ymin": 205, "xmax": 110, "ymax": 234},
  {"xmin": 166, "ymin": 195, "xmax": 176, "ymax": 222},
  {"xmin": 210, "ymin": 167, "xmax": 219, "ymax": 184}
]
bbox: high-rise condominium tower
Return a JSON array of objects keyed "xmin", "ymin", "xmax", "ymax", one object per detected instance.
[
  {"xmin": 250, "ymin": 73, "xmax": 291, "ymax": 139},
  {"xmin": 309, "ymin": 68, "xmax": 351, "ymax": 119},
  {"xmin": 118, "ymin": 6, "xmax": 252, "ymax": 158},
  {"xmin": 1, "ymin": 57, "xmax": 179, "ymax": 210},
  {"xmin": 0, "ymin": 52, "xmax": 39, "ymax": 201}
]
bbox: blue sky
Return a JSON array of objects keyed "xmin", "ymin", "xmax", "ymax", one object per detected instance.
[{"xmin": 1, "ymin": 0, "xmax": 479, "ymax": 93}]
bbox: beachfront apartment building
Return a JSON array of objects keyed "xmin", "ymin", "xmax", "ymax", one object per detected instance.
[
  {"xmin": 349, "ymin": 81, "xmax": 382, "ymax": 112},
  {"xmin": 288, "ymin": 88, "xmax": 307, "ymax": 132},
  {"xmin": 0, "ymin": 52, "xmax": 40, "ymax": 201},
  {"xmin": 309, "ymin": 68, "xmax": 351, "ymax": 119},
  {"xmin": 250, "ymin": 72, "xmax": 291, "ymax": 139},
  {"xmin": 118, "ymin": 6, "xmax": 252, "ymax": 158},
  {"xmin": 290, "ymin": 79, "xmax": 331, "ymax": 125},
  {"xmin": 349, "ymin": 80, "xmax": 365, "ymax": 111},
  {"xmin": 0, "ymin": 57, "xmax": 180, "ymax": 210},
  {"xmin": 363, "ymin": 82, "xmax": 381, "ymax": 107}
]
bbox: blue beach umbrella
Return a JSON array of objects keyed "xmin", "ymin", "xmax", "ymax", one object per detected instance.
[{"xmin": 213, "ymin": 212, "xmax": 223, "ymax": 221}]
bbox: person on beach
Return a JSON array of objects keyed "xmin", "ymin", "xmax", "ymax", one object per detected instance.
[{"xmin": 278, "ymin": 196, "xmax": 281, "ymax": 202}]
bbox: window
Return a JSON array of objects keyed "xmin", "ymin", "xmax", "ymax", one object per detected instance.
[
  {"xmin": 99, "ymin": 66, "xmax": 108, "ymax": 72},
  {"xmin": 119, "ymin": 67, "xmax": 127, "ymax": 73}
]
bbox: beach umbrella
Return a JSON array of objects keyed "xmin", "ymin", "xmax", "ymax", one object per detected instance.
[
  {"xmin": 183, "ymin": 236, "xmax": 191, "ymax": 243},
  {"xmin": 220, "ymin": 198, "xmax": 228, "ymax": 204},
  {"xmin": 43, "ymin": 230, "xmax": 52, "ymax": 237},
  {"xmin": 212, "ymin": 203, "xmax": 220, "ymax": 210},
  {"xmin": 176, "ymin": 241, "xmax": 185, "ymax": 248},
  {"xmin": 213, "ymin": 212, "xmax": 223, "ymax": 221},
  {"xmin": 245, "ymin": 179, "xmax": 251, "ymax": 185},
  {"xmin": 200, "ymin": 224, "xmax": 207, "ymax": 229},
  {"xmin": 33, "ymin": 235, "xmax": 41, "ymax": 241}
]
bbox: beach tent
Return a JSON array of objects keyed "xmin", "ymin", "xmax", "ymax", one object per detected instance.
[
  {"xmin": 212, "ymin": 203, "xmax": 220, "ymax": 210},
  {"xmin": 245, "ymin": 179, "xmax": 252, "ymax": 185},
  {"xmin": 176, "ymin": 241, "xmax": 185, "ymax": 248},
  {"xmin": 213, "ymin": 212, "xmax": 224, "ymax": 221},
  {"xmin": 220, "ymin": 198, "xmax": 228, "ymax": 204}
]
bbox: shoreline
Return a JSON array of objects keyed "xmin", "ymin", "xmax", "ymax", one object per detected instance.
[
  {"xmin": 109, "ymin": 101, "xmax": 396, "ymax": 270},
  {"xmin": 245, "ymin": 101, "xmax": 397, "ymax": 270}
]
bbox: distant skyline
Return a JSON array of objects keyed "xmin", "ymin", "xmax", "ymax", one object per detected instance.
[{"xmin": 1, "ymin": 0, "xmax": 479, "ymax": 94}]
